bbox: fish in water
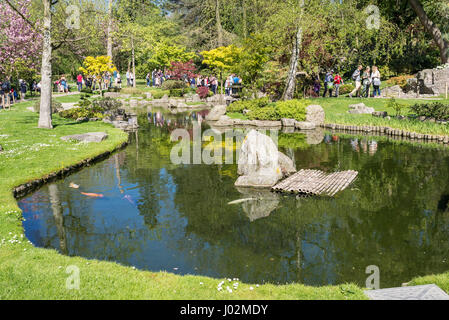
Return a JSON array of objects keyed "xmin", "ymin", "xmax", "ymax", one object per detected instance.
[
  {"xmin": 123, "ymin": 195, "xmax": 136, "ymax": 206},
  {"xmin": 228, "ymin": 198, "xmax": 257, "ymax": 205},
  {"xmin": 81, "ymin": 192, "xmax": 104, "ymax": 198},
  {"xmin": 69, "ymin": 182, "xmax": 80, "ymax": 189}
]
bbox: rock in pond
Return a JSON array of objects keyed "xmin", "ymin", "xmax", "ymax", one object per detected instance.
[
  {"xmin": 348, "ymin": 103, "xmax": 375, "ymax": 114},
  {"xmin": 278, "ymin": 151, "xmax": 296, "ymax": 177},
  {"xmin": 306, "ymin": 105, "xmax": 325, "ymax": 125},
  {"xmin": 206, "ymin": 105, "xmax": 227, "ymax": 121},
  {"xmin": 281, "ymin": 118, "xmax": 296, "ymax": 127},
  {"xmin": 295, "ymin": 121, "xmax": 316, "ymax": 130},
  {"xmin": 214, "ymin": 115, "xmax": 234, "ymax": 127},
  {"xmin": 61, "ymin": 132, "xmax": 108, "ymax": 143},
  {"xmin": 235, "ymin": 130, "xmax": 283, "ymax": 188}
]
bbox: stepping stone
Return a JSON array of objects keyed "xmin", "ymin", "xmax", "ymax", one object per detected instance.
[
  {"xmin": 61, "ymin": 132, "xmax": 108, "ymax": 143},
  {"xmin": 365, "ymin": 284, "xmax": 449, "ymax": 300}
]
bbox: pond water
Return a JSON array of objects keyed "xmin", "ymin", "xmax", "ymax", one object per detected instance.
[{"xmin": 18, "ymin": 107, "xmax": 449, "ymax": 288}]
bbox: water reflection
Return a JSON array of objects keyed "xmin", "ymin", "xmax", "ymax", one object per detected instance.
[{"xmin": 18, "ymin": 107, "xmax": 449, "ymax": 288}]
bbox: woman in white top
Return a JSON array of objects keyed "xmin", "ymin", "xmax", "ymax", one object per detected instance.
[{"xmin": 371, "ymin": 66, "xmax": 381, "ymax": 98}]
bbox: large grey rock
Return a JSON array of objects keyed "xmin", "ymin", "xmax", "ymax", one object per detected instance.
[
  {"xmin": 253, "ymin": 120, "xmax": 282, "ymax": 127},
  {"xmin": 348, "ymin": 103, "xmax": 375, "ymax": 114},
  {"xmin": 278, "ymin": 151, "xmax": 296, "ymax": 177},
  {"xmin": 295, "ymin": 121, "xmax": 316, "ymax": 130},
  {"xmin": 281, "ymin": 118, "xmax": 296, "ymax": 127},
  {"xmin": 306, "ymin": 105, "xmax": 325, "ymax": 125},
  {"xmin": 61, "ymin": 132, "xmax": 108, "ymax": 143},
  {"xmin": 235, "ymin": 130, "xmax": 283, "ymax": 188},
  {"xmin": 214, "ymin": 115, "xmax": 235, "ymax": 127},
  {"xmin": 206, "ymin": 105, "xmax": 227, "ymax": 121},
  {"xmin": 104, "ymin": 92, "xmax": 121, "ymax": 98}
]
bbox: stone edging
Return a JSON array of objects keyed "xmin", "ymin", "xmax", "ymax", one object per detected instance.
[
  {"xmin": 321, "ymin": 123, "xmax": 449, "ymax": 144},
  {"xmin": 13, "ymin": 141, "xmax": 129, "ymax": 199}
]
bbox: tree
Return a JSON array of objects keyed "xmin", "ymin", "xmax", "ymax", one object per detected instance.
[
  {"xmin": 0, "ymin": 0, "xmax": 41, "ymax": 78},
  {"xmin": 167, "ymin": 60, "xmax": 198, "ymax": 80},
  {"xmin": 201, "ymin": 45, "xmax": 242, "ymax": 94},
  {"xmin": 407, "ymin": 0, "xmax": 449, "ymax": 63},
  {"xmin": 79, "ymin": 56, "xmax": 116, "ymax": 96}
]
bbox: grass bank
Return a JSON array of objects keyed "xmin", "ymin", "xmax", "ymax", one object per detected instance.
[
  {"xmin": 316, "ymin": 97, "xmax": 449, "ymax": 136},
  {"xmin": 0, "ymin": 100, "xmax": 367, "ymax": 299}
]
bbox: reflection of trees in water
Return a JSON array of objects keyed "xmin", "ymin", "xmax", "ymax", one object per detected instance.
[{"xmin": 167, "ymin": 138, "xmax": 449, "ymax": 286}]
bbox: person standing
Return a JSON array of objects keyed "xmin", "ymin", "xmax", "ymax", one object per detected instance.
[
  {"xmin": 19, "ymin": 79, "xmax": 27, "ymax": 101},
  {"xmin": 76, "ymin": 73, "xmax": 83, "ymax": 91},
  {"xmin": 146, "ymin": 72, "xmax": 151, "ymax": 87},
  {"xmin": 116, "ymin": 72, "xmax": 122, "ymax": 88},
  {"xmin": 371, "ymin": 66, "xmax": 381, "ymax": 98},
  {"xmin": 126, "ymin": 70, "xmax": 131, "ymax": 87},
  {"xmin": 362, "ymin": 66, "xmax": 371, "ymax": 98},
  {"xmin": 349, "ymin": 65, "xmax": 363, "ymax": 98},
  {"xmin": 333, "ymin": 72, "xmax": 343, "ymax": 97}
]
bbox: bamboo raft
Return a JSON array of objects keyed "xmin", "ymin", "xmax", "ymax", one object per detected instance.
[{"xmin": 272, "ymin": 169, "xmax": 358, "ymax": 197}]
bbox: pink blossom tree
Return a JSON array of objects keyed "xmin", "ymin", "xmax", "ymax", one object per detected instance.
[{"xmin": 0, "ymin": 0, "xmax": 42, "ymax": 78}]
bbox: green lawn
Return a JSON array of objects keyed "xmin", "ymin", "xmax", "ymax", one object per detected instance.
[{"xmin": 315, "ymin": 97, "xmax": 449, "ymax": 136}]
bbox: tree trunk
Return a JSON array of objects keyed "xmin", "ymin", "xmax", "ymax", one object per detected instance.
[
  {"xmin": 408, "ymin": 0, "xmax": 449, "ymax": 63},
  {"xmin": 38, "ymin": 0, "xmax": 53, "ymax": 129},
  {"xmin": 131, "ymin": 35, "xmax": 136, "ymax": 88},
  {"xmin": 107, "ymin": 0, "xmax": 113, "ymax": 60},
  {"xmin": 242, "ymin": 0, "xmax": 247, "ymax": 39},
  {"xmin": 216, "ymin": 0, "xmax": 223, "ymax": 47},
  {"xmin": 282, "ymin": 26, "xmax": 303, "ymax": 101}
]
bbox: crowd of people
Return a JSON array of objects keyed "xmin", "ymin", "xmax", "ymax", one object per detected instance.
[
  {"xmin": 145, "ymin": 69, "xmax": 243, "ymax": 96},
  {"xmin": 0, "ymin": 77, "xmax": 29, "ymax": 109},
  {"xmin": 313, "ymin": 65, "xmax": 382, "ymax": 98}
]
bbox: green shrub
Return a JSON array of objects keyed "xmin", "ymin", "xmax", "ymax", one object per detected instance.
[
  {"xmin": 121, "ymin": 87, "xmax": 144, "ymax": 95},
  {"xmin": 80, "ymin": 87, "xmax": 93, "ymax": 94},
  {"xmin": 339, "ymin": 84, "xmax": 355, "ymax": 95},
  {"xmin": 410, "ymin": 102, "xmax": 449, "ymax": 120},
  {"xmin": 33, "ymin": 98, "xmax": 62, "ymax": 114},
  {"xmin": 169, "ymin": 88, "xmax": 185, "ymax": 97},
  {"xmin": 387, "ymin": 98, "xmax": 406, "ymax": 117},
  {"xmin": 162, "ymin": 80, "xmax": 187, "ymax": 90},
  {"xmin": 275, "ymin": 100, "xmax": 307, "ymax": 121},
  {"xmin": 238, "ymin": 98, "xmax": 308, "ymax": 121},
  {"xmin": 227, "ymin": 97, "xmax": 271, "ymax": 113},
  {"xmin": 152, "ymin": 90, "xmax": 170, "ymax": 99}
]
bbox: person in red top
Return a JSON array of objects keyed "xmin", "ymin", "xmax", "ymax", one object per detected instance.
[
  {"xmin": 76, "ymin": 74, "xmax": 83, "ymax": 92},
  {"xmin": 333, "ymin": 72, "xmax": 343, "ymax": 97}
]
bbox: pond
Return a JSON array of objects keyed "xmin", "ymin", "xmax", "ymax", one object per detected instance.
[{"xmin": 18, "ymin": 107, "xmax": 449, "ymax": 288}]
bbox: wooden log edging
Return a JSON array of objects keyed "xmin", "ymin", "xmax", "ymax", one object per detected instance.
[
  {"xmin": 272, "ymin": 169, "xmax": 358, "ymax": 197},
  {"xmin": 12, "ymin": 141, "xmax": 129, "ymax": 199},
  {"xmin": 320, "ymin": 123, "xmax": 449, "ymax": 145}
]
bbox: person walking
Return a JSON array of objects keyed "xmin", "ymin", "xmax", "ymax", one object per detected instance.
[
  {"xmin": 323, "ymin": 70, "xmax": 334, "ymax": 98},
  {"xmin": 349, "ymin": 65, "xmax": 363, "ymax": 98},
  {"xmin": 146, "ymin": 72, "xmax": 151, "ymax": 87},
  {"xmin": 371, "ymin": 66, "xmax": 381, "ymax": 98},
  {"xmin": 362, "ymin": 66, "xmax": 371, "ymax": 98},
  {"xmin": 333, "ymin": 72, "xmax": 343, "ymax": 97}
]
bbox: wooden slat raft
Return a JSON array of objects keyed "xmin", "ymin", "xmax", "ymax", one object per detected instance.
[{"xmin": 272, "ymin": 169, "xmax": 358, "ymax": 197}]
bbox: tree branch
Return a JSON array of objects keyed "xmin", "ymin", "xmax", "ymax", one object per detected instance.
[{"xmin": 4, "ymin": 0, "xmax": 38, "ymax": 32}]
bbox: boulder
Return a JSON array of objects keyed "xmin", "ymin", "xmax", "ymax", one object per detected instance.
[
  {"xmin": 372, "ymin": 111, "xmax": 388, "ymax": 118},
  {"xmin": 348, "ymin": 103, "xmax": 375, "ymax": 114},
  {"xmin": 214, "ymin": 115, "xmax": 235, "ymax": 127},
  {"xmin": 306, "ymin": 105, "xmax": 325, "ymax": 125},
  {"xmin": 281, "ymin": 118, "xmax": 296, "ymax": 127},
  {"xmin": 191, "ymin": 94, "xmax": 201, "ymax": 103},
  {"xmin": 206, "ymin": 105, "xmax": 227, "ymax": 121},
  {"xmin": 177, "ymin": 102, "xmax": 188, "ymax": 108},
  {"xmin": 295, "ymin": 121, "xmax": 316, "ymax": 130},
  {"xmin": 61, "ymin": 132, "xmax": 108, "ymax": 143},
  {"xmin": 235, "ymin": 130, "xmax": 283, "ymax": 188},
  {"xmin": 253, "ymin": 120, "xmax": 282, "ymax": 127},
  {"xmin": 104, "ymin": 92, "xmax": 121, "ymax": 98},
  {"xmin": 278, "ymin": 151, "xmax": 296, "ymax": 177}
]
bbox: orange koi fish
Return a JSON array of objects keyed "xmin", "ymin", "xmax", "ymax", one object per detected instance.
[{"xmin": 81, "ymin": 192, "xmax": 104, "ymax": 198}]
